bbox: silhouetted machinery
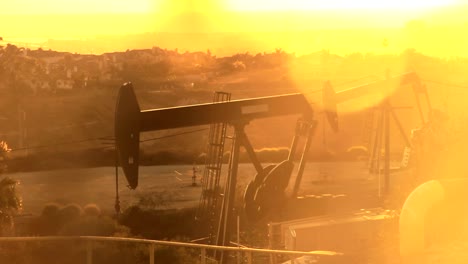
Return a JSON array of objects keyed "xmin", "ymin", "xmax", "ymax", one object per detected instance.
[
  {"xmin": 115, "ymin": 73, "xmax": 448, "ymax": 263},
  {"xmin": 322, "ymin": 72, "xmax": 432, "ymax": 194},
  {"xmin": 115, "ymin": 83, "xmax": 318, "ymax": 262},
  {"xmin": 265, "ymin": 72, "xmax": 436, "ymax": 256}
]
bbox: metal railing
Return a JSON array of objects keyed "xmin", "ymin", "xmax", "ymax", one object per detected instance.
[{"xmin": 0, "ymin": 236, "xmax": 340, "ymax": 264}]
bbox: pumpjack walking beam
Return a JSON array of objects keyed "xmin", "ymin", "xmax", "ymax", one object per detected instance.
[{"xmin": 115, "ymin": 82, "xmax": 314, "ymax": 190}]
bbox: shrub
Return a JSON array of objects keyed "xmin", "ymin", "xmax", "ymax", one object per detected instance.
[
  {"xmin": 59, "ymin": 216, "xmax": 130, "ymax": 236},
  {"xmin": 83, "ymin": 203, "xmax": 101, "ymax": 217},
  {"xmin": 119, "ymin": 206, "xmax": 197, "ymax": 240},
  {"xmin": 0, "ymin": 176, "xmax": 22, "ymax": 235},
  {"xmin": 58, "ymin": 203, "xmax": 83, "ymax": 224},
  {"xmin": 345, "ymin": 146, "xmax": 369, "ymax": 160},
  {"xmin": 196, "ymin": 152, "xmax": 207, "ymax": 164},
  {"xmin": 30, "ymin": 203, "xmax": 129, "ymax": 237},
  {"xmin": 30, "ymin": 203, "xmax": 62, "ymax": 235},
  {"xmin": 254, "ymin": 147, "xmax": 289, "ymax": 162},
  {"xmin": 41, "ymin": 203, "xmax": 61, "ymax": 218}
]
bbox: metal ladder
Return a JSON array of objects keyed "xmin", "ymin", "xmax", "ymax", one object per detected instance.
[
  {"xmin": 400, "ymin": 128, "xmax": 420, "ymax": 169},
  {"xmin": 400, "ymin": 146, "xmax": 412, "ymax": 169},
  {"xmin": 196, "ymin": 91, "xmax": 231, "ymax": 242}
]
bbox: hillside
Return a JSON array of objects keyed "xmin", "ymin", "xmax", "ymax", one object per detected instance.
[{"xmin": 0, "ymin": 44, "xmax": 466, "ymax": 171}]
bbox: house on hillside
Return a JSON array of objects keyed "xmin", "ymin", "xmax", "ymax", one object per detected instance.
[
  {"xmin": 39, "ymin": 55, "xmax": 63, "ymax": 66},
  {"xmin": 40, "ymin": 81, "xmax": 52, "ymax": 92},
  {"xmin": 24, "ymin": 79, "xmax": 40, "ymax": 94},
  {"xmin": 56, "ymin": 79, "xmax": 74, "ymax": 90}
]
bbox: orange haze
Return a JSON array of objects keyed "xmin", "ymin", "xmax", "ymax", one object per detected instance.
[{"xmin": 1, "ymin": 0, "xmax": 467, "ymax": 56}]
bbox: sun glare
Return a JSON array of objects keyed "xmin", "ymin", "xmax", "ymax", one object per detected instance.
[
  {"xmin": 1, "ymin": 0, "xmax": 152, "ymax": 14},
  {"xmin": 228, "ymin": 0, "xmax": 458, "ymax": 11},
  {"xmin": 4, "ymin": 0, "xmax": 460, "ymax": 15}
]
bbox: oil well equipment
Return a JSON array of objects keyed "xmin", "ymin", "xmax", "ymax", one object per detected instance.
[{"xmin": 115, "ymin": 83, "xmax": 319, "ymax": 263}]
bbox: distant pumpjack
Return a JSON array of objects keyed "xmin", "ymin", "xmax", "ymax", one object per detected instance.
[{"xmin": 322, "ymin": 72, "xmax": 432, "ymax": 195}]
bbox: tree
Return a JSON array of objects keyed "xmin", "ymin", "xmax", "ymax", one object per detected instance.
[
  {"xmin": 0, "ymin": 141, "xmax": 9, "ymax": 173},
  {"xmin": 0, "ymin": 141, "xmax": 21, "ymax": 236},
  {"xmin": 0, "ymin": 177, "xmax": 22, "ymax": 231}
]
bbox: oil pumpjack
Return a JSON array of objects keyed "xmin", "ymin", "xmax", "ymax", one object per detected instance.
[
  {"xmin": 114, "ymin": 83, "xmax": 324, "ymax": 263},
  {"xmin": 267, "ymin": 72, "xmax": 435, "ymax": 256},
  {"xmin": 115, "ymin": 73, "xmax": 466, "ymax": 263},
  {"xmin": 322, "ymin": 72, "xmax": 432, "ymax": 194}
]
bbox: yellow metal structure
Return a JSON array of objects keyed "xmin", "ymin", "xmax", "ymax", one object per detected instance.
[{"xmin": 400, "ymin": 178, "xmax": 468, "ymax": 263}]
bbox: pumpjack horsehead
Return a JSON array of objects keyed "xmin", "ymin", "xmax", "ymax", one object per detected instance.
[{"xmin": 114, "ymin": 83, "xmax": 335, "ymax": 262}]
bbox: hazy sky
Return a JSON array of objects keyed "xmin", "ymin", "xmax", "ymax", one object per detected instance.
[
  {"xmin": 1, "ymin": 0, "xmax": 467, "ymax": 56},
  {"xmin": 1, "ymin": 0, "xmax": 461, "ymax": 14}
]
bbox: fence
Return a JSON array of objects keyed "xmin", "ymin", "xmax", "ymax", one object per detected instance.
[{"xmin": 0, "ymin": 236, "xmax": 340, "ymax": 264}]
